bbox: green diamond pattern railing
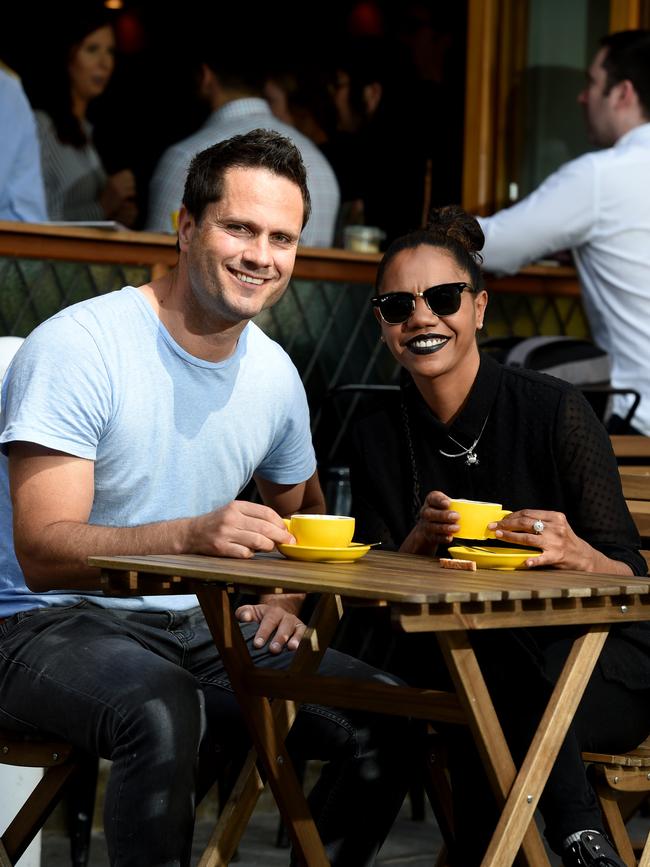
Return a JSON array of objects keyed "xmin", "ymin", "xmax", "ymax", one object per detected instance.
[{"xmin": 0, "ymin": 255, "xmax": 591, "ymax": 429}]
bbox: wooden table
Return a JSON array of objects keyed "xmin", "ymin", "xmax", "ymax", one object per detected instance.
[{"xmin": 91, "ymin": 550, "xmax": 650, "ymax": 867}]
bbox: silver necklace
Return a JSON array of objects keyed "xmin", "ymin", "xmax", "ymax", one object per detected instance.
[{"xmin": 439, "ymin": 412, "xmax": 490, "ymax": 466}]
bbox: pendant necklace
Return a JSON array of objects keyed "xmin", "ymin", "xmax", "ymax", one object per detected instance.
[{"xmin": 439, "ymin": 412, "xmax": 490, "ymax": 467}]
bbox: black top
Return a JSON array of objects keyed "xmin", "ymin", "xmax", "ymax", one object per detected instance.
[{"xmin": 350, "ymin": 353, "xmax": 650, "ymax": 687}]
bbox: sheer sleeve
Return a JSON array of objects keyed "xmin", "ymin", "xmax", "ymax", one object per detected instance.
[{"xmin": 554, "ymin": 389, "xmax": 646, "ymax": 575}]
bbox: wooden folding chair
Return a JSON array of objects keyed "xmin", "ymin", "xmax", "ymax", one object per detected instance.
[
  {"xmin": 583, "ymin": 737, "xmax": 650, "ymax": 867},
  {"xmin": 0, "ymin": 728, "xmax": 82, "ymax": 866}
]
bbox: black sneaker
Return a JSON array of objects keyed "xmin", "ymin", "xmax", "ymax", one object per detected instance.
[{"xmin": 562, "ymin": 831, "xmax": 626, "ymax": 866}]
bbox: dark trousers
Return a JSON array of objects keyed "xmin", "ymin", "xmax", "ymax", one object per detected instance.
[
  {"xmin": 445, "ymin": 628, "xmax": 650, "ymax": 863},
  {"xmin": 0, "ymin": 601, "xmax": 411, "ymax": 867},
  {"xmin": 355, "ymin": 620, "xmax": 650, "ymax": 864}
]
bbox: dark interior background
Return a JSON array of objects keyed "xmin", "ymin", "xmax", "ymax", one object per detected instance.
[{"xmin": 1, "ymin": 0, "xmax": 468, "ymax": 230}]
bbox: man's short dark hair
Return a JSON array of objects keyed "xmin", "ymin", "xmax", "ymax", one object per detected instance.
[
  {"xmin": 600, "ymin": 29, "xmax": 650, "ymax": 118},
  {"xmin": 182, "ymin": 129, "xmax": 311, "ymax": 228}
]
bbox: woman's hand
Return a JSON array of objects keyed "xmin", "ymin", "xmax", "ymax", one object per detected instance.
[
  {"xmin": 399, "ymin": 490, "xmax": 459, "ymax": 555},
  {"xmin": 490, "ymin": 509, "xmax": 603, "ymax": 571}
]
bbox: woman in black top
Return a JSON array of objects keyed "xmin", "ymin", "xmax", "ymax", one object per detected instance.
[{"xmin": 350, "ymin": 206, "xmax": 650, "ymax": 867}]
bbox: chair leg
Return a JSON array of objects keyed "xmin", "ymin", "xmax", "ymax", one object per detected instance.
[
  {"xmin": 1, "ymin": 761, "xmax": 78, "ymax": 865},
  {"xmin": 275, "ymin": 758, "xmax": 306, "ymax": 849},
  {"xmin": 595, "ymin": 782, "xmax": 637, "ymax": 867},
  {"xmin": 65, "ymin": 754, "xmax": 98, "ymax": 867},
  {"xmin": 422, "ymin": 735, "xmax": 455, "ymax": 852}
]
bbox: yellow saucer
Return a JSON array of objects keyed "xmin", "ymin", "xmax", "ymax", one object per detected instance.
[
  {"xmin": 277, "ymin": 542, "xmax": 371, "ymax": 563},
  {"xmin": 449, "ymin": 545, "xmax": 542, "ymax": 571}
]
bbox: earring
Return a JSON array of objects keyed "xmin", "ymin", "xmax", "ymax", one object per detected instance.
[{"xmin": 380, "ymin": 335, "xmax": 386, "ymax": 343}]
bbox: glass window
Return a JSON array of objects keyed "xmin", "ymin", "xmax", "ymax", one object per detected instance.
[{"xmin": 510, "ymin": 0, "xmax": 610, "ymax": 200}]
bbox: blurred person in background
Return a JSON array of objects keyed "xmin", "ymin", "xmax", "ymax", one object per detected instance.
[
  {"xmin": 263, "ymin": 65, "xmax": 334, "ymax": 148},
  {"xmin": 146, "ymin": 35, "xmax": 339, "ymax": 246},
  {"xmin": 321, "ymin": 37, "xmax": 431, "ymax": 245},
  {"xmin": 0, "ymin": 62, "xmax": 47, "ymax": 221},
  {"xmin": 27, "ymin": 11, "xmax": 137, "ymax": 225},
  {"xmin": 478, "ymin": 30, "xmax": 650, "ymax": 437}
]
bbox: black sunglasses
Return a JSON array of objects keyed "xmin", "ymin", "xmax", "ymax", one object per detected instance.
[{"xmin": 371, "ymin": 282, "xmax": 473, "ymax": 324}]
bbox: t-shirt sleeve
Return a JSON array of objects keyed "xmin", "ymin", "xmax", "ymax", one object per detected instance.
[
  {"xmin": 254, "ymin": 361, "xmax": 316, "ymax": 484},
  {"xmin": 0, "ymin": 316, "xmax": 112, "ymax": 459},
  {"xmin": 554, "ymin": 388, "xmax": 646, "ymax": 575}
]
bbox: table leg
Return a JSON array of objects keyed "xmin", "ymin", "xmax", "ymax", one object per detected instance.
[
  {"xmin": 480, "ymin": 626, "xmax": 609, "ymax": 867},
  {"xmin": 197, "ymin": 588, "xmax": 343, "ymax": 867},
  {"xmin": 438, "ymin": 630, "xmax": 550, "ymax": 867},
  {"xmin": 439, "ymin": 625, "xmax": 609, "ymax": 867}
]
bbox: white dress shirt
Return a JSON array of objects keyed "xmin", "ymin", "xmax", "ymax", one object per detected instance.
[
  {"xmin": 479, "ymin": 123, "xmax": 650, "ymax": 435},
  {"xmin": 145, "ymin": 98, "xmax": 340, "ymax": 247}
]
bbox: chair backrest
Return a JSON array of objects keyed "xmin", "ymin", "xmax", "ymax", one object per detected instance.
[
  {"xmin": 620, "ymin": 468, "xmax": 650, "ymax": 552},
  {"xmin": 481, "ymin": 336, "xmax": 641, "ymax": 424}
]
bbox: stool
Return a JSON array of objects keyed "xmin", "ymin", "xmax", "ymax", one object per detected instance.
[
  {"xmin": 0, "ymin": 728, "xmax": 82, "ymax": 866},
  {"xmin": 583, "ymin": 737, "xmax": 650, "ymax": 867}
]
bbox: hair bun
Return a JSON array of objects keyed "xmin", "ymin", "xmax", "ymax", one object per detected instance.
[{"xmin": 425, "ymin": 205, "xmax": 485, "ymax": 255}]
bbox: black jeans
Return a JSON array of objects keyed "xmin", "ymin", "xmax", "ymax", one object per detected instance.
[
  {"xmin": 0, "ymin": 601, "xmax": 412, "ymax": 867},
  {"xmin": 444, "ymin": 628, "xmax": 650, "ymax": 864},
  {"xmin": 355, "ymin": 620, "xmax": 650, "ymax": 864}
]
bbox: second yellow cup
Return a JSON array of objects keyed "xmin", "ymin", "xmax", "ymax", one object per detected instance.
[
  {"xmin": 283, "ymin": 514, "xmax": 355, "ymax": 548},
  {"xmin": 448, "ymin": 499, "xmax": 512, "ymax": 540}
]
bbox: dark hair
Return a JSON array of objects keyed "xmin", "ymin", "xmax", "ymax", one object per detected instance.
[
  {"xmin": 198, "ymin": 30, "xmax": 264, "ymax": 95},
  {"xmin": 28, "ymin": 9, "xmax": 115, "ymax": 147},
  {"xmin": 599, "ymin": 30, "xmax": 650, "ymax": 118},
  {"xmin": 182, "ymin": 128, "xmax": 312, "ymax": 227},
  {"xmin": 375, "ymin": 205, "xmax": 485, "ymax": 292}
]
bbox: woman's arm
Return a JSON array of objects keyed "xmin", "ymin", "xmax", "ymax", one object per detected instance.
[{"xmin": 492, "ymin": 389, "xmax": 645, "ymax": 575}]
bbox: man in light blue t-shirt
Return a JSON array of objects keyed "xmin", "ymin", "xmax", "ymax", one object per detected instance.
[{"xmin": 0, "ymin": 130, "xmax": 409, "ymax": 866}]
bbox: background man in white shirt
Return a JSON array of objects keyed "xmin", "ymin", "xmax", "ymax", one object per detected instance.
[{"xmin": 478, "ymin": 30, "xmax": 650, "ymax": 436}]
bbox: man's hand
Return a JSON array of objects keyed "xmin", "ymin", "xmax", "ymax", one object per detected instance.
[
  {"xmin": 236, "ymin": 595, "xmax": 306, "ymax": 653},
  {"xmin": 189, "ymin": 500, "xmax": 295, "ymax": 558}
]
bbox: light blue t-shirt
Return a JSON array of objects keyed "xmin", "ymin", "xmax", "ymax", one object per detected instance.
[{"xmin": 0, "ymin": 286, "xmax": 316, "ymax": 617}]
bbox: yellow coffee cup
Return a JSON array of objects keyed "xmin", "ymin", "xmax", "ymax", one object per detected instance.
[
  {"xmin": 282, "ymin": 514, "xmax": 355, "ymax": 548},
  {"xmin": 448, "ymin": 499, "xmax": 512, "ymax": 540}
]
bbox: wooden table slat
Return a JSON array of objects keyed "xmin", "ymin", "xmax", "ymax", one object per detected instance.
[{"xmin": 91, "ymin": 551, "xmax": 650, "ymax": 607}]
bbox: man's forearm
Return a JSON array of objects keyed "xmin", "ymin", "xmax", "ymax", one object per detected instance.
[{"xmin": 16, "ymin": 516, "xmax": 195, "ymax": 591}]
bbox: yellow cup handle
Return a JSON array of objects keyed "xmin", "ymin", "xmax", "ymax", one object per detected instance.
[
  {"xmin": 486, "ymin": 510, "xmax": 512, "ymax": 538},
  {"xmin": 282, "ymin": 518, "xmax": 292, "ymax": 531}
]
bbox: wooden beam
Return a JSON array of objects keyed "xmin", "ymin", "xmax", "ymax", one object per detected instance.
[
  {"xmin": 463, "ymin": 0, "xmax": 500, "ymax": 214},
  {"xmin": 610, "ymin": 0, "xmax": 642, "ymax": 31}
]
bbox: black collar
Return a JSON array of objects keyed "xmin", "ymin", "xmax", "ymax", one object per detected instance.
[{"xmin": 402, "ymin": 353, "xmax": 504, "ymax": 446}]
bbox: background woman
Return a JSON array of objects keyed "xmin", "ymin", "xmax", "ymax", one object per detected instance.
[
  {"xmin": 350, "ymin": 206, "xmax": 650, "ymax": 867},
  {"xmin": 30, "ymin": 12, "xmax": 137, "ymax": 225}
]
